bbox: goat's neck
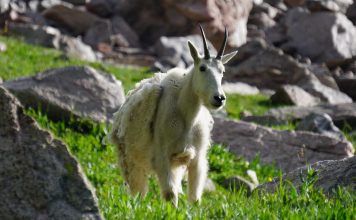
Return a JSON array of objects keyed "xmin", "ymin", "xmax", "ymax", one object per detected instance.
[{"xmin": 177, "ymin": 70, "xmax": 201, "ymax": 128}]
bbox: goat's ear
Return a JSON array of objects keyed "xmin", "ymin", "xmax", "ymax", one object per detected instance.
[
  {"xmin": 222, "ymin": 50, "xmax": 238, "ymax": 64},
  {"xmin": 188, "ymin": 40, "xmax": 200, "ymax": 64}
]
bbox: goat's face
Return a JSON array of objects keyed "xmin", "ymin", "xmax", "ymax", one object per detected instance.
[
  {"xmin": 188, "ymin": 25, "xmax": 237, "ymax": 110},
  {"xmin": 192, "ymin": 58, "xmax": 226, "ymax": 109}
]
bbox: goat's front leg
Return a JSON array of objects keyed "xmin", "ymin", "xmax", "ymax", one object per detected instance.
[
  {"xmin": 153, "ymin": 154, "xmax": 179, "ymax": 206},
  {"xmin": 187, "ymin": 152, "xmax": 208, "ymax": 203}
]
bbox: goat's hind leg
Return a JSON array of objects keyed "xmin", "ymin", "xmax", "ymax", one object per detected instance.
[
  {"xmin": 117, "ymin": 144, "xmax": 148, "ymax": 197},
  {"xmin": 126, "ymin": 162, "xmax": 149, "ymax": 197}
]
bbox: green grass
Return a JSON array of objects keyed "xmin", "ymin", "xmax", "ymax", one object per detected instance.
[
  {"xmin": 27, "ymin": 109, "xmax": 356, "ymax": 219},
  {"xmin": 2, "ymin": 36, "xmax": 356, "ymax": 219},
  {"xmin": 0, "ymin": 36, "xmax": 152, "ymax": 92}
]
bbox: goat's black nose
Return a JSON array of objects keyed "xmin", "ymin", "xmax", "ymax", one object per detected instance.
[{"xmin": 214, "ymin": 95, "xmax": 226, "ymax": 103}]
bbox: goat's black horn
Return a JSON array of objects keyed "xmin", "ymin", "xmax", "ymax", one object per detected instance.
[
  {"xmin": 199, "ymin": 24, "xmax": 210, "ymax": 59},
  {"xmin": 216, "ymin": 27, "xmax": 228, "ymax": 60}
]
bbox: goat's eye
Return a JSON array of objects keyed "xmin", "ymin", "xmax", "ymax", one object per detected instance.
[{"xmin": 199, "ymin": 65, "xmax": 206, "ymax": 72}]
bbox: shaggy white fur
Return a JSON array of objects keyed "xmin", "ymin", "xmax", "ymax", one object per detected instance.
[{"xmin": 109, "ymin": 31, "xmax": 237, "ymax": 206}]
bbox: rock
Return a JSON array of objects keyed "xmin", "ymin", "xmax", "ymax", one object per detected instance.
[
  {"xmin": 251, "ymin": 2, "xmax": 280, "ymax": 19},
  {"xmin": 204, "ymin": 178, "xmax": 216, "ymax": 192},
  {"xmin": 259, "ymin": 156, "xmax": 356, "ymax": 193},
  {"xmin": 7, "ymin": 22, "xmax": 61, "ymax": 48},
  {"xmin": 305, "ymin": 0, "xmax": 353, "ymax": 13},
  {"xmin": 86, "ymin": 0, "xmax": 118, "ymax": 17},
  {"xmin": 0, "ymin": 41, "xmax": 6, "ymax": 52},
  {"xmin": 42, "ymin": 4, "xmax": 100, "ymax": 35},
  {"xmin": 242, "ymin": 115, "xmax": 288, "ymax": 126},
  {"xmin": 271, "ymin": 85, "xmax": 320, "ymax": 106},
  {"xmin": 248, "ymin": 12, "xmax": 276, "ymax": 30},
  {"xmin": 307, "ymin": 64, "xmax": 339, "ymax": 90},
  {"xmin": 296, "ymin": 113, "xmax": 347, "ymax": 141},
  {"xmin": 228, "ymin": 38, "xmax": 268, "ymax": 65},
  {"xmin": 117, "ymin": 0, "xmax": 252, "ymax": 48},
  {"xmin": 3, "ymin": 66, "xmax": 125, "ymax": 123},
  {"xmin": 212, "ymin": 117, "xmax": 354, "ymax": 172},
  {"xmin": 63, "ymin": 0, "xmax": 86, "ymax": 5},
  {"xmin": 83, "ymin": 16, "xmax": 140, "ymax": 49},
  {"xmin": 265, "ymin": 103, "xmax": 356, "ymax": 129},
  {"xmin": 154, "ymin": 35, "xmax": 217, "ymax": 71},
  {"xmin": 299, "ymin": 76, "xmax": 352, "ymax": 104},
  {"xmin": 58, "ymin": 36, "xmax": 97, "ymax": 61},
  {"xmin": 226, "ymin": 40, "xmax": 352, "ymax": 104},
  {"xmin": 282, "ymin": 9, "xmax": 356, "ymax": 63},
  {"xmin": 0, "ymin": 77, "xmax": 2, "ymax": 83},
  {"xmin": 222, "ymin": 82, "xmax": 260, "ymax": 95},
  {"xmin": 221, "ymin": 176, "xmax": 256, "ymax": 194},
  {"xmin": 225, "ymin": 46, "xmax": 310, "ymax": 90},
  {"xmin": 0, "ymin": 86, "xmax": 103, "ymax": 219},
  {"xmin": 284, "ymin": 0, "xmax": 305, "ymax": 7},
  {"xmin": 336, "ymin": 76, "xmax": 356, "ymax": 101},
  {"xmin": 346, "ymin": 0, "xmax": 356, "ymax": 24}
]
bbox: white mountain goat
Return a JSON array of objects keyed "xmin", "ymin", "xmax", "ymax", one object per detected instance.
[{"xmin": 109, "ymin": 25, "xmax": 237, "ymax": 206}]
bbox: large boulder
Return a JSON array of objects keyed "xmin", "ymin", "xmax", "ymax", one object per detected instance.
[
  {"xmin": 212, "ymin": 117, "xmax": 354, "ymax": 172},
  {"xmin": 259, "ymin": 156, "xmax": 356, "ymax": 193},
  {"xmin": 282, "ymin": 9, "xmax": 356, "ymax": 63},
  {"xmin": 296, "ymin": 113, "xmax": 347, "ymax": 141},
  {"xmin": 3, "ymin": 66, "xmax": 125, "ymax": 123},
  {"xmin": 154, "ymin": 34, "xmax": 217, "ymax": 71},
  {"xmin": 117, "ymin": 0, "xmax": 252, "ymax": 48},
  {"xmin": 7, "ymin": 22, "xmax": 61, "ymax": 48},
  {"xmin": 0, "ymin": 86, "xmax": 103, "ymax": 219},
  {"xmin": 264, "ymin": 103, "xmax": 356, "ymax": 128},
  {"xmin": 83, "ymin": 15, "xmax": 140, "ymax": 49},
  {"xmin": 271, "ymin": 84, "xmax": 320, "ymax": 106},
  {"xmin": 336, "ymin": 76, "xmax": 356, "ymax": 101},
  {"xmin": 305, "ymin": 0, "xmax": 353, "ymax": 13},
  {"xmin": 42, "ymin": 4, "xmax": 100, "ymax": 35},
  {"xmin": 225, "ymin": 43, "xmax": 352, "ymax": 104}
]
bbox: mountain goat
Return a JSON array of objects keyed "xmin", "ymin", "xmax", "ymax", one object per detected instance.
[{"xmin": 109, "ymin": 25, "xmax": 237, "ymax": 206}]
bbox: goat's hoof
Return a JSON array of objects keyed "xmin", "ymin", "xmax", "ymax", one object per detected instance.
[{"xmin": 163, "ymin": 190, "xmax": 178, "ymax": 207}]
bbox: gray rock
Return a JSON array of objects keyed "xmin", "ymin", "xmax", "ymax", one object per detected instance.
[
  {"xmin": 63, "ymin": 0, "xmax": 86, "ymax": 5},
  {"xmin": 83, "ymin": 16, "xmax": 140, "ymax": 49},
  {"xmin": 259, "ymin": 156, "xmax": 356, "ymax": 193},
  {"xmin": 7, "ymin": 22, "xmax": 61, "ymax": 48},
  {"xmin": 305, "ymin": 0, "xmax": 353, "ymax": 13},
  {"xmin": 222, "ymin": 82, "xmax": 260, "ymax": 95},
  {"xmin": 283, "ymin": 9, "xmax": 356, "ymax": 63},
  {"xmin": 0, "ymin": 86, "xmax": 103, "ymax": 219},
  {"xmin": 86, "ymin": 0, "xmax": 119, "ymax": 17},
  {"xmin": 265, "ymin": 103, "xmax": 356, "ymax": 128},
  {"xmin": 306, "ymin": 64, "xmax": 339, "ymax": 90},
  {"xmin": 248, "ymin": 12, "xmax": 277, "ymax": 30},
  {"xmin": 346, "ymin": 0, "xmax": 356, "ymax": 24},
  {"xmin": 154, "ymin": 35, "xmax": 217, "ymax": 71},
  {"xmin": 296, "ymin": 113, "xmax": 347, "ymax": 141},
  {"xmin": 204, "ymin": 178, "xmax": 216, "ymax": 192},
  {"xmin": 221, "ymin": 176, "xmax": 256, "ymax": 194},
  {"xmin": 228, "ymin": 38, "xmax": 268, "ymax": 65},
  {"xmin": 299, "ymin": 76, "xmax": 352, "ymax": 104},
  {"xmin": 212, "ymin": 117, "xmax": 354, "ymax": 172},
  {"xmin": 3, "ymin": 66, "xmax": 125, "ymax": 123},
  {"xmin": 0, "ymin": 0, "xmax": 10, "ymax": 13},
  {"xmin": 225, "ymin": 46, "xmax": 310, "ymax": 90},
  {"xmin": 242, "ymin": 115, "xmax": 288, "ymax": 126},
  {"xmin": 42, "ymin": 4, "xmax": 101, "ymax": 35},
  {"xmin": 337, "ymin": 76, "xmax": 356, "ymax": 101},
  {"xmin": 271, "ymin": 85, "xmax": 320, "ymax": 106},
  {"xmin": 59, "ymin": 36, "xmax": 97, "ymax": 62}
]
